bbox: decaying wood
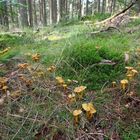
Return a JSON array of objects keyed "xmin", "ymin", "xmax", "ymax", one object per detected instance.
[
  {"xmin": 94, "ymin": 0, "xmax": 138, "ymax": 28},
  {"xmin": 86, "ymin": 0, "xmax": 138, "ymax": 35},
  {"xmin": 90, "ymin": 26, "xmax": 121, "ymax": 35}
]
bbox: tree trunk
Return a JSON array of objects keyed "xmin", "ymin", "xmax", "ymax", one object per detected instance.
[
  {"xmin": 111, "ymin": 0, "xmax": 116, "ymax": 14},
  {"xmin": 28, "ymin": 0, "xmax": 33, "ymax": 27},
  {"xmin": 9, "ymin": 0, "xmax": 14, "ymax": 23},
  {"xmin": 98, "ymin": 0, "xmax": 101, "ymax": 13},
  {"xmin": 77, "ymin": 0, "xmax": 82, "ymax": 18},
  {"xmin": 19, "ymin": 0, "xmax": 29, "ymax": 27},
  {"xmin": 33, "ymin": 0, "xmax": 37, "ymax": 26},
  {"xmin": 86, "ymin": 0, "xmax": 89, "ymax": 15},
  {"xmin": 102, "ymin": 0, "xmax": 106, "ymax": 13},
  {"xmin": 42, "ymin": 0, "xmax": 47, "ymax": 26},
  {"xmin": 50, "ymin": 0, "xmax": 57, "ymax": 24},
  {"xmin": 2, "ymin": 1, "xmax": 9, "ymax": 28}
]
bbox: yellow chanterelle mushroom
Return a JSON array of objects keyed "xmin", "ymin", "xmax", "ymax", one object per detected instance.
[
  {"xmin": 120, "ymin": 79, "xmax": 128, "ymax": 90},
  {"xmin": 74, "ymin": 86, "xmax": 86, "ymax": 99},
  {"xmin": 55, "ymin": 76, "xmax": 64, "ymax": 85},
  {"xmin": 73, "ymin": 109, "xmax": 82, "ymax": 126},
  {"xmin": 82, "ymin": 103, "xmax": 96, "ymax": 121},
  {"xmin": 68, "ymin": 94, "xmax": 76, "ymax": 103},
  {"xmin": 112, "ymin": 81, "xmax": 117, "ymax": 88}
]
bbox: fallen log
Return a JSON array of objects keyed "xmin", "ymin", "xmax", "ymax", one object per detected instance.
[
  {"xmin": 94, "ymin": 0, "xmax": 138, "ymax": 27},
  {"xmin": 89, "ymin": 26, "xmax": 121, "ymax": 36}
]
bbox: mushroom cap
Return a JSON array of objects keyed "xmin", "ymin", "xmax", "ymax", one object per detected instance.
[
  {"xmin": 112, "ymin": 81, "xmax": 116, "ymax": 84},
  {"xmin": 51, "ymin": 65, "xmax": 56, "ymax": 70},
  {"xmin": 47, "ymin": 66, "xmax": 56, "ymax": 72},
  {"xmin": 120, "ymin": 79, "xmax": 128, "ymax": 84},
  {"xmin": 0, "ymin": 77, "xmax": 8, "ymax": 84},
  {"xmin": 73, "ymin": 109, "xmax": 82, "ymax": 116},
  {"xmin": 47, "ymin": 67, "xmax": 52, "ymax": 71},
  {"xmin": 125, "ymin": 66, "xmax": 133, "ymax": 70},
  {"xmin": 68, "ymin": 94, "xmax": 75, "ymax": 98},
  {"xmin": 82, "ymin": 103, "xmax": 91, "ymax": 111},
  {"xmin": 127, "ymin": 74, "xmax": 133, "ymax": 77},
  {"xmin": 132, "ymin": 69, "xmax": 138, "ymax": 74},
  {"xmin": 90, "ymin": 107, "xmax": 96, "ymax": 114},
  {"xmin": 18, "ymin": 63, "xmax": 28, "ymax": 69},
  {"xmin": 74, "ymin": 86, "xmax": 86, "ymax": 93},
  {"xmin": 32, "ymin": 53, "xmax": 40, "ymax": 61},
  {"xmin": 82, "ymin": 102, "xmax": 96, "ymax": 113},
  {"xmin": 56, "ymin": 76, "xmax": 64, "ymax": 84},
  {"xmin": 2, "ymin": 86, "xmax": 8, "ymax": 90},
  {"xmin": 62, "ymin": 84, "xmax": 67, "ymax": 88}
]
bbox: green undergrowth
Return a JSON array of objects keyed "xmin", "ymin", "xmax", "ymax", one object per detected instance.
[
  {"xmin": 58, "ymin": 33, "xmax": 130, "ymax": 89},
  {"xmin": 0, "ymin": 16, "xmax": 140, "ymax": 140}
]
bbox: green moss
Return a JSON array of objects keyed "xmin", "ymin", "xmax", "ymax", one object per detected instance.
[{"xmin": 59, "ymin": 34, "xmax": 126, "ymax": 89}]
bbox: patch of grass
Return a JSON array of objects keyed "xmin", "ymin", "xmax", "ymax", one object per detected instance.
[
  {"xmin": 59, "ymin": 33, "xmax": 127, "ymax": 89},
  {"xmin": 118, "ymin": 122, "xmax": 140, "ymax": 140},
  {"xmin": 0, "ymin": 18, "xmax": 140, "ymax": 140},
  {"xmin": 127, "ymin": 18, "xmax": 140, "ymax": 27},
  {"xmin": 0, "ymin": 49, "xmax": 19, "ymax": 63}
]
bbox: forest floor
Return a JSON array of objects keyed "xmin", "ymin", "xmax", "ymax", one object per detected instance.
[{"xmin": 0, "ymin": 16, "xmax": 140, "ymax": 140}]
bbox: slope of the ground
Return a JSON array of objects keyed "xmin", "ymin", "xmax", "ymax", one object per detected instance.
[{"xmin": 0, "ymin": 17, "xmax": 140, "ymax": 140}]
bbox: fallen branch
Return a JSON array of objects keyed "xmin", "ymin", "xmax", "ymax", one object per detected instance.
[
  {"xmin": 87, "ymin": 0, "xmax": 138, "ymax": 35},
  {"xmin": 90, "ymin": 26, "xmax": 121, "ymax": 35},
  {"xmin": 95, "ymin": 0, "xmax": 138, "ymax": 26}
]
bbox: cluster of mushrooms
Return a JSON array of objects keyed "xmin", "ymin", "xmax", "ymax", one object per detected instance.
[
  {"xmin": 32, "ymin": 53, "xmax": 40, "ymax": 62},
  {"xmin": 112, "ymin": 66, "xmax": 138, "ymax": 91},
  {"xmin": 0, "ymin": 77, "xmax": 8, "ymax": 93},
  {"xmin": 73, "ymin": 102, "xmax": 96, "ymax": 126},
  {"xmin": 55, "ymin": 77, "xmax": 97, "ymax": 126}
]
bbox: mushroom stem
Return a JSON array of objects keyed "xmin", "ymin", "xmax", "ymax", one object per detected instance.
[
  {"xmin": 122, "ymin": 84, "xmax": 126, "ymax": 90},
  {"xmin": 73, "ymin": 109, "xmax": 82, "ymax": 126},
  {"xmin": 112, "ymin": 82, "xmax": 116, "ymax": 88},
  {"xmin": 74, "ymin": 116, "xmax": 79, "ymax": 126},
  {"xmin": 78, "ymin": 92, "xmax": 83, "ymax": 99},
  {"xmin": 86, "ymin": 111, "xmax": 91, "ymax": 120},
  {"xmin": 88, "ymin": 113, "xmax": 94, "ymax": 121},
  {"xmin": 68, "ymin": 94, "xmax": 76, "ymax": 103}
]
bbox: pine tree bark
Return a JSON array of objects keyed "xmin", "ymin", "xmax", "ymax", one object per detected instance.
[
  {"xmin": 50, "ymin": 0, "xmax": 57, "ymax": 24},
  {"xmin": 28, "ymin": 0, "xmax": 33, "ymax": 27},
  {"xmin": 102, "ymin": 0, "xmax": 106, "ymax": 13},
  {"xmin": 42, "ymin": 0, "xmax": 47, "ymax": 26},
  {"xmin": 19, "ymin": 0, "xmax": 29, "ymax": 27},
  {"xmin": 33, "ymin": 0, "xmax": 37, "ymax": 26},
  {"xmin": 9, "ymin": 0, "xmax": 14, "ymax": 23},
  {"xmin": 2, "ymin": 1, "xmax": 9, "ymax": 28},
  {"xmin": 86, "ymin": 0, "xmax": 89, "ymax": 15},
  {"xmin": 77, "ymin": 0, "xmax": 82, "ymax": 19},
  {"xmin": 98, "ymin": 0, "xmax": 101, "ymax": 13}
]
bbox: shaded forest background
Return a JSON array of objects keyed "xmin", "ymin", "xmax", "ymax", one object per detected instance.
[{"xmin": 0, "ymin": 0, "xmax": 140, "ymax": 30}]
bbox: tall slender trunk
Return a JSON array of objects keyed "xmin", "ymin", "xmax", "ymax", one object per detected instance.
[
  {"xmin": 98, "ymin": 0, "xmax": 101, "ymax": 13},
  {"xmin": 42, "ymin": 0, "xmax": 47, "ymax": 26},
  {"xmin": 86, "ymin": 0, "xmax": 89, "ymax": 15},
  {"xmin": 19, "ymin": 0, "xmax": 29, "ymax": 27},
  {"xmin": 28, "ymin": 0, "xmax": 33, "ymax": 27},
  {"xmin": 50, "ymin": 0, "xmax": 57, "ymax": 24},
  {"xmin": 33, "ymin": 0, "xmax": 37, "ymax": 26},
  {"xmin": 77, "ymin": 0, "xmax": 82, "ymax": 18},
  {"xmin": 9, "ymin": 0, "xmax": 14, "ymax": 23},
  {"xmin": 3, "ymin": 1, "xmax": 9, "ymax": 28},
  {"xmin": 102, "ymin": 0, "xmax": 106, "ymax": 13}
]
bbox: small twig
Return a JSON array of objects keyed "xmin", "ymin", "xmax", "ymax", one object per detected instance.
[
  {"xmin": 11, "ymin": 110, "xmax": 31, "ymax": 140},
  {"xmin": 7, "ymin": 113, "xmax": 46, "ymax": 124},
  {"xmin": 28, "ymin": 112, "xmax": 39, "ymax": 133}
]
